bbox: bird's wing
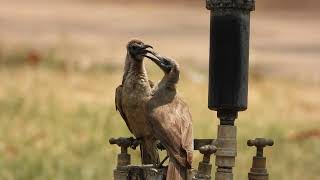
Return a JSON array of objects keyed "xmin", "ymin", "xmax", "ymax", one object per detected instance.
[
  {"xmin": 146, "ymin": 94, "xmax": 193, "ymax": 168},
  {"xmin": 179, "ymin": 100, "xmax": 193, "ymax": 167},
  {"xmin": 115, "ymin": 85, "xmax": 133, "ymax": 133}
]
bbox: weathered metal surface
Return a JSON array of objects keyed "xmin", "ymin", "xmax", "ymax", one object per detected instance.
[
  {"xmin": 199, "ymin": 145, "xmax": 217, "ymax": 163},
  {"xmin": 194, "ymin": 139, "xmax": 217, "ymax": 150},
  {"xmin": 113, "ymin": 165, "xmax": 198, "ymax": 180},
  {"xmin": 193, "ymin": 144, "xmax": 217, "ymax": 180},
  {"xmin": 206, "ymin": 1, "xmax": 255, "ymax": 179},
  {"xmin": 187, "ymin": 139, "xmax": 218, "ymax": 179},
  {"xmin": 109, "ymin": 137, "xmax": 141, "ymax": 151},
  {"xmin": 206, "ymin": 0, "xmax": 255, "ymax": 115},
  {"xmin": 110, "ymin": 138, "xmax": 217, "ymax": 180},
  {"xmin": 247, "ymin": 138, "xmax": 274, "ymax": 180},
  {"xmin": 109, "ymin": 137, "xmax": 142, "ymax": 167},
  {"xmin": 206, "ymin": 0, "xmax": 255, "ymax": 11},
  {"xmin": 157, "ymin": 139, "xmax": 216, "ymax": 151},
  {"xmin": 215, "ymin": 168, "xmax": 233, "ymax": 180},
  {"xmin": 114, "ymin": 165, "xmax": 166, "ymax": 180},
  {"xmin": 207, "ymin": 10, "xmax": 251, "ymax": 112},
  {"xmin": 247, "ymin": 138, "xmax": 274, "ymax": 157},
  {"xmin": 215, "ymin": 125, "xmax": 237, "ymax": 168}
]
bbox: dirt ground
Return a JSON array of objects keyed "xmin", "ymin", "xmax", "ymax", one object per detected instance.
[{"xmin": 1, "ymin": 0, "xmax": 320, "ymax": 82}]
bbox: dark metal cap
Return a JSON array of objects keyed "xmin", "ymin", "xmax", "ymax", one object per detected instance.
[{"xmin": 206, "ymin": 0, "xmax": 255, "ymax": 11}]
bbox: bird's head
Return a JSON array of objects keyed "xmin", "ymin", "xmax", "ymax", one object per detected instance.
[{"xmin": 127, "ymin": 40, "xmax": 153, "ymax": 62}]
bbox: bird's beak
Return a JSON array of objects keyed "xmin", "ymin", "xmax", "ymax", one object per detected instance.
[
  {"xmin": 143, "ymin": 50, "xmax": 172, "ymax": 72},
  {"xmin": 142, "ymin": 44, "xmax": 153, "ymax": 49}
]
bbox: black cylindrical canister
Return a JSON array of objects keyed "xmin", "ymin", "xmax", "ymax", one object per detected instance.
[{"xmin": 207, "ymin": 0, "xmax": 255, "ymax": 112}]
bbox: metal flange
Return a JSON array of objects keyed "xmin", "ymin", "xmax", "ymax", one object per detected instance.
[{"xmin": 206, "ymin": 0, "xmax": 255, "ymax": 11}]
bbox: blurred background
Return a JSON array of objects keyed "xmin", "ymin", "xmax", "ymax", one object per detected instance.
[{"xmin": 0, "ymin": 0, "xmax": 319, "ymax": 179}]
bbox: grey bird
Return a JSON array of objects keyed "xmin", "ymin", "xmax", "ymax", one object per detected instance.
[
  {"xmin": 115, "ymin": 40, "xmax": 159, "ymax": 164},
  {"xmin": 144, "ymin": 51, "xmax": 194, "ymax": 180}
]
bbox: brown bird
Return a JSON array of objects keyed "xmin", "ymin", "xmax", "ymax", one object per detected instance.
[
  {"xmin": 115, "ymin": 40, "xmax": 159, "ymax": 164},
  {"xmin": 144, "ymin": 51, "xmax": 194, "ymax": 180}
]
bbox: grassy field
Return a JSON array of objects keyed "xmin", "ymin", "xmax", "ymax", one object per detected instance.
[{"xmin": 0, "ymin": 54, "xmax": 319, "ymax": 180}]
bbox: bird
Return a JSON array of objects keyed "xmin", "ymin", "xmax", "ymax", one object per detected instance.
[
  {"xmin": 115, "ymin": 39, "xmax": 159, "ymax": 165},
  {"xmin": 144, "ymin": 51, "xmax": 194, "ymax": 180}
]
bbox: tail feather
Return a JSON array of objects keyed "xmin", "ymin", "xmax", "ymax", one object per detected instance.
[
  {"xmin": 140, "ymin": 138, "xmax": 159, "ymax": 165},
  {"xmin": 166, "ymin": 160, "xmax": 187, "ymax": 180}
]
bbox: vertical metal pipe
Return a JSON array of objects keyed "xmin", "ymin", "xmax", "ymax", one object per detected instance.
[
  {"xmin": 206, "ymin": 1, "xmax": 255, "ymax": 179},
  {"xmin": 207, "ymin": 0, "xmax": 255, "ymax": 115}
]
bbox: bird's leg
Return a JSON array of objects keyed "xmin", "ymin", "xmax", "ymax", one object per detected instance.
[{"xmin": 157, "ymin": 155, "xmax": 169, "ymax": 168}]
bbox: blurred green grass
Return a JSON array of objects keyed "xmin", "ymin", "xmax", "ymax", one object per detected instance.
[{"xmin": 0, "ymin": 52, "xmax": 319, "ymax": 180}]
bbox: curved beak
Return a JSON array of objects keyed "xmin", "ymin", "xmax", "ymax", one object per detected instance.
[
  {"xmin": 143, "ymin": 50, "xmax": 172, "ymax": 72},
  {"xmin": 142, "ymin": 44, "xmax": 153, "ymax": 49}
]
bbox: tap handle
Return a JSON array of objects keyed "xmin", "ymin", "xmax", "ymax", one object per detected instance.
[
  {"xmin": 199, "ymin": 144, "xmax": 217, "ymax": 164},
  {"xmin": 247, "ymin": 138, "xmax": 274, "ymax": 157},
  {"xmin": 109, "ymin": 137, "xmax": 141, "ymax": 151},
  {"xmin": 247, "ymin": 138, "xmax": 274, "ymax": 147},
  {"xmin": 199, "ymin": 145, "xmax": 217, "ymax": 155}
]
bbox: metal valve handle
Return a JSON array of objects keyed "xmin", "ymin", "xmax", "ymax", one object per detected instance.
[
  {"xmin": 247, "ymin": 138, "xmax": 274, "ymax": 180},
  {"xmin": 199, "ymin": 144, "xmax": 217, "ymax": 163},
  {"xmin": 199, "ymin": 144, "xmax": 217, "ymax": 155},
  {"xmin": 109, "ymin": 137, "xmax": 141, "ymax": 153},
  {"xmin": 247, "ymin": 138, "xmax": 274, "ymax": 147},
  {"xmin": 247, "ymin": 138, "xmax": 274, "ymax": 157}
]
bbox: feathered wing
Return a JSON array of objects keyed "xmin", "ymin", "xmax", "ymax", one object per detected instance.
[
  {"xmin": 146, "ymin": 92, "xmax": 193, "ymax": 180},
  {"xmin": 115, "ymin": 85, "xmax": 132, "ymax": 133},
  {"xmin": 179, "ymin": 100, "xmax": 193, "ymax": 168},
  {"xmin": 116, "ymin": 81, "xmax": 159, "ymax": 165}
]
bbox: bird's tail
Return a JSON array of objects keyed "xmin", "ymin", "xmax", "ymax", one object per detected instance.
[
  {"xmin": 166, "ymin": 160, "xmax": 187, "ymax": 180},
  {"xmin": 140, "ymin": 137, "xmax": 159, "ymax": 165}
]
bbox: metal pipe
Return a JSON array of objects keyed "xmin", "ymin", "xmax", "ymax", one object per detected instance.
[{"xmin": 206, "ymin": 1, "xmax": 255, "ymax": 179}]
